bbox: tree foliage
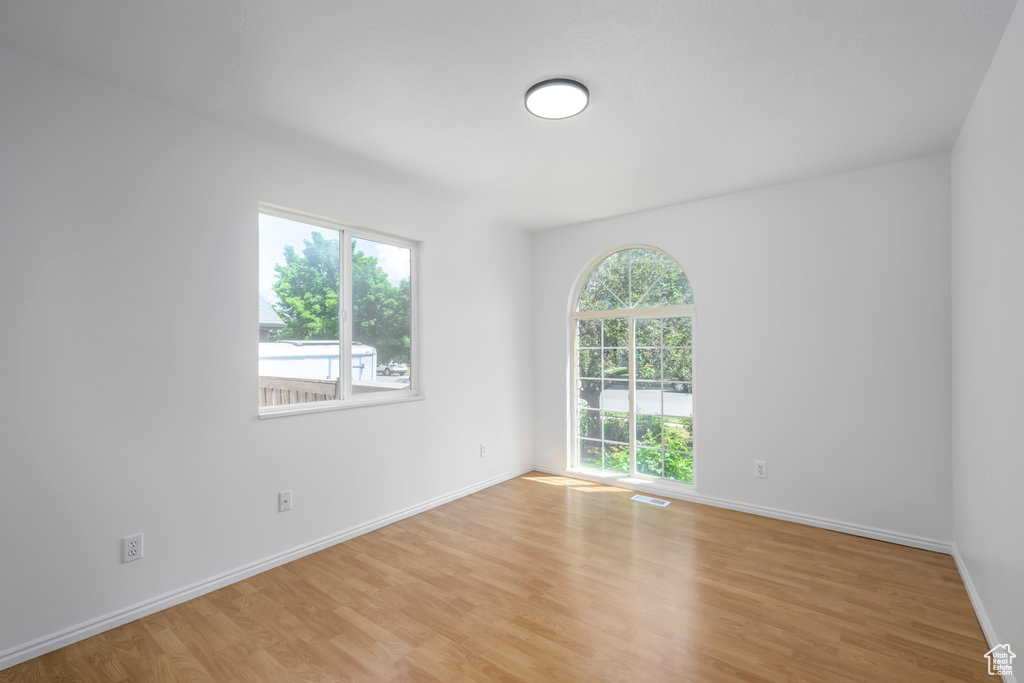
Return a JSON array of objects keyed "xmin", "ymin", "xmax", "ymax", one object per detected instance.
[
  {"xmin": 351, "ymin": 248, "xmax": 411, "ymax": 364},
  {"xmin": 271, "ymin": 235, "xmax": 411, "ymax": 363},
  {"xmin": 272, "ymin": 232, "xmax": 340, "ymax": 340}
]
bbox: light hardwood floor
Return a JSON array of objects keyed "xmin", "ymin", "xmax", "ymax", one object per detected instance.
[{"xmin": 1, "ymin": 473, "xmax": 989, "ymax": 682}]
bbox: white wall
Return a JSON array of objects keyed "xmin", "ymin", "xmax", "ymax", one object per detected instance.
[
  {"xmin": 0, "ymin": 50, "xmax": 533, "ymax": 659},
  {"xmin": 532, "ymin": 155, "xmax": 953, "ymax": 542},
  {"xmin": 951, "ymin": 0, "xmax": 1024, "ymax": 657}
]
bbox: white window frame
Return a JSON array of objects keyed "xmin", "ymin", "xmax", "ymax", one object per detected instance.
[
  {"xmin": 569, "ymin": 247, "xmax": 697, "ymax": 489},
  {"xmin": 258, "ymin": 203, "xmax": 421, "ymax": 418}
]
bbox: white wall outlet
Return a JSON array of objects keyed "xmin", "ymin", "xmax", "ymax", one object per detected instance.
[
  {"xmin": 122, "ymin": 533, "xmax": 143, "ymax": 563},
  {"xmin": 279, "ymin": 490, "xmax": 292, "ymax": 512},
  {"xmin": 480, "ymin": 444, "xmax": 487, "ymax": 458},
  {"xmin": 754, "ymin": 460, "xmax": 767, "ymax": 478}
]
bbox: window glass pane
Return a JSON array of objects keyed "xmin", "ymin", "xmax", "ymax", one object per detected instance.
[
  {"xmin": 635, "ymin": 267, "xmax": 693, "ymax": 308},
  {"xmin": 578, "ymin": 380, "xmax": 602, "ymax": 411},
  {"xmin": 579, "ymin": 273, "xmax": 622, "ymax": 311},
  {"xmin": 351, "ymin": 237, "xmax": 412, "ymax": 395},
  {"xmin": 592, "ymin": 251, "xmax": 630, "ymax": 305},
  {"xmin": 578, "ymin": 409, "xmax": 601, "ymax": 440},
  {"xmin": 259, "ymin": 213, "xmax": 340, "ymax": 407},
  {"xmin": 664, "ymin": 451, "xmax": 693, "ymax": 483},
  {"xmin": 626, "ymin": 249, "xmax": 671, "ymax": 307},
  {"xmin": 601, "ymin": 379, "xmax": 629, "ymax": 413},
  {"xmin": 663, "ymin": 382, "xmax": 693, "ymax": 419},
  {"xmin": 604, "ymin": 443, "xmax": 630, "ymax": 473},
  {"xmin": 635, "ymin": 415, "xmax": 662, "ymax": 447},
  {"xmin": 637, "ymin": 447, "xmax": 664, "ymax": 478},
  {"xmin": 602, "ymin": 348, "xmax": 629, "ymax": 378},
  {"xmin": 664, "ymin": 317, "xmax": 692, "ymax": 347},
  {"xmin": 665, "ymin": 417, "xmax": 693, "ymax": 452},
  {"xmin": 635, "ymin": 318, "xmax": 661, "ymax": 347},
  {"xmin": 663, "ymin": 348, "xmax": 692, "ymax": 383},
  {"xmin": 577, "ymin": 319, "xmax": 601, "ymax": 348},
  {"xmin": 634, "ymin": 349, "xmax": 661, "ymax": 380},
  {"xmin": 602, "ymin": 414, "xmax": 629, "ymax": 444},
  {"xmin": 635, "ymin": 381, "xmax": 663, "ymax": 415},
  {"xmin": 672, "ymin": 270, "xmax": 696, "ymax": 306},
  {"xmin": 579, "ymin": 439, "xmax": 602, "ymax": 468},
  {"xmin": 602, "ymin": 318, "xmax": 628, "ymax": 348},
  {"xmin": 578, "ymin": 349, "xmax": 602, "ymax": 379}
]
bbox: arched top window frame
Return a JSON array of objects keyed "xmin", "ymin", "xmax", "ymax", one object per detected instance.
[{"xmin": 574, "ymin": 245, "xmax": 695, "ymax": 316}]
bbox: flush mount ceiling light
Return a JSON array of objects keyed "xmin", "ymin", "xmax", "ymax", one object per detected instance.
[{"xmin": 524, "ymin": 78, "xmax": 589, "ymax": 119}]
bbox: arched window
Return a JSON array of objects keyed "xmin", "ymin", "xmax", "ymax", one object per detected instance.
[{"xmin": 573, "ymin": 247, "xmax": 695, "ymax": 484}]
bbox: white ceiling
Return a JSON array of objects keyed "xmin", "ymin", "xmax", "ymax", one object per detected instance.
[{"xmin": 0, "ymin": 0, "xmax": 1016, "ymax": 230}]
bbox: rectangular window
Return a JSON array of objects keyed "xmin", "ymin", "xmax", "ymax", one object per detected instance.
[
  {"xmin": 258, "ymin": 206, "xmax": 418, "ymax": 415},
  {"xmin": 574, "ymin": 313, "xmax": 694, "ymax": 484}
]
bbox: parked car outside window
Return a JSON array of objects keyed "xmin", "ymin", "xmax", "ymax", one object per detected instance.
[{"xmin": 377, "ymin": 361, "xmax": 408, "ymax": 376}]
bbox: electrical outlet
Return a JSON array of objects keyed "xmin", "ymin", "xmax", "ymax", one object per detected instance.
[
  {"xmin": 480, "ymin": 444, "xmax": 487, "ymax": 458},
  {"xmin": 754, "ymin": 460, "xmax": 767, "ymax": 478},
  {"xmin": 122, "ymin": 533, "xmax": 143, "ymax": 563},
  {"xmin": 279, "ymin": 490, "xmax": 292, "ymax": 512}
]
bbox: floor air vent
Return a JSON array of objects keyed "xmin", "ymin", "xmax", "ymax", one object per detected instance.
[{"xmin": 631, "ymin": 494, "xmax": 670, "ymax": 507}]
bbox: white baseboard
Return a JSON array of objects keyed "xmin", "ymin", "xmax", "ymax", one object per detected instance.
[
  {"xmin": 530, "ymin": 465, "xmax": 953, "ymax": 553},
  {"xmin": 0, "ymin": 466, "xmax": 535, "ymax": 672},
  {"xmin": 952, "ymin": 544, "xmax": 1016, "ymax": 683}
]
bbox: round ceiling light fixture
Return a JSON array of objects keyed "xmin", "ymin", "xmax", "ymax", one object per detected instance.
[{"xmin": 524, "ymin": 78, "xmax": 589, "ymax": 120}]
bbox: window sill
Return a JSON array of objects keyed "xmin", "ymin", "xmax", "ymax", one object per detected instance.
[
  {"xmin": 258, "ymin": 392, "xmax": 424, "ymax": 419},
  {"xmin": 566, "ymin": 466, "xmax": 696, "ymax": 493}
]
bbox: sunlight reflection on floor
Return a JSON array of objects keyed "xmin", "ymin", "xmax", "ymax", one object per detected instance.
[
  {"xmin": 523, "ymin": 475, "xmax": 596, "ymax": 486},
  {"xmin": 522, "ymin": 475, "xmax": 625, "ymax": 492}
]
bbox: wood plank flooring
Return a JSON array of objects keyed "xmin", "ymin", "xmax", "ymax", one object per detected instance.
[{"xmin": 1, "ymin": 473, "xmax": 990, "ymax": 681}]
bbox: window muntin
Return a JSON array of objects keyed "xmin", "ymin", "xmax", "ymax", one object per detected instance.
[
  {"xmin": 573, "ymin": 247, "xmax": 694, "ymax": 484},
  {"xmin": 258, "ymin": 207, "xmax": 416, "ymax": 414}
]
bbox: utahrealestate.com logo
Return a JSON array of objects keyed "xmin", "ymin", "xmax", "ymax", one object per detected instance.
[{"xmin": 984, "ymin": 644, "xmax": 1015, "ymax": 677}]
